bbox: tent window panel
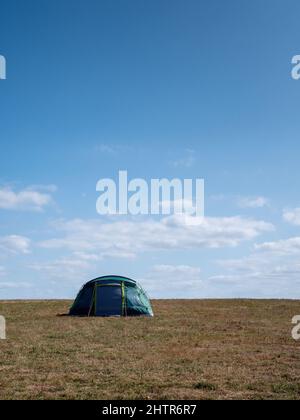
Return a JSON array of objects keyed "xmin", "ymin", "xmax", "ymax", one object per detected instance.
[
  {"xmin": 126, "ymin": 287, "xmax": 142, "ymax": 307},
  {"xmin": 95, "ymin": 286, "xmax": 122, "ymax": 316}
]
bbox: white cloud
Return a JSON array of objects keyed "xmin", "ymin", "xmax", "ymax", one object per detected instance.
[
  {"xmin": 0, "ymin": 185, "xmax": 55, "ymax": 211},
  {"xmin": 217, "ymin": 255, "xmax": 264, "ymax": 272},
  {"xmin": 0, "ymin": 281, "xmax": 32, "ymax": 289},
  {"xmin": 283, "ymin": 208, "xmax": 300, "ymax": 226},
  {"xmin": 72, "ymin": 252, "xmax": 101, "ymax": 261},
  {"xmin": 0, "ymin": 235, "xmax": 31, "ymax": 254},
  {"xmin": 160, "ymin": 198, "xmax": 196, "ymax": 215},
  {"xmin": 94, "ymin": 144, "xmax": 133, "ymax": 155},
  {"xmin": 237, "ymin": 196, "xmax": 269, "ymax": 209},
  {"xmin": 209, "ymin": 194, "xmax": 226, "ymax": 201},
  {"xmin": 39, "ymin": 215, "xmax": 273, "ymax": 258},
  {"xmin": 27, "ymin": 184, "xmax": 58, "ymax": 193},
  {"xmin": 95, "ymin": 144, "xmax": 117, "ymax": 154},
  {"xmin": 213, "ymin": 234, "xmax": 300, "ymax": 298},
  {"xmin": 170, "ymin": 149, "xmax": 196, "ymax": 168},
  {"xmin": 210, "ymin": 258, "xmax": 300, "ymax": 298},
  {"xmin": 30, "ymin": 257, "xmax": 92, "ymax": 277},
  {"xmin": 29, "ymin": 214, "xmax": 272, "ymax": 290},
  {"xmin": 257, "ymin": 213, "xmax": 300, "ymax": 290},
  {"xmin": 142, "ymin": 264, "xmax": 202, "ymax": 297},
  {"xmin": 254, "ymin": 236, "xmax": 300, "ymax": 255},
  {"xmin": 152, "ymin": 264, "xmax": 201, "ymax": 276}
]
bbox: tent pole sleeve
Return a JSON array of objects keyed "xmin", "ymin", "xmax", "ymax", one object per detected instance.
[
  {"xmin": 88, "ymin": 285, "xmax": 96, "ymax": 317},
  {"xmin": 121, "ymin": 282, "xmax": 126, "ymax": 316}
]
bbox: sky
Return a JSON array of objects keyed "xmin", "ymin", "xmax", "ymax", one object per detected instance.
[{"xmin": 0, "ymin": 0, "xmax": 300, "ymax": 299}]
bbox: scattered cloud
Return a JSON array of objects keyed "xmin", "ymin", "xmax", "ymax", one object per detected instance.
[
  {"xmin": 142, "ymin": 264, "xmax": 202, "ymax": 297},
  {"xmin": 29, "ymin": 257, "xmax": 92, "ymax": 278},
  {"xmin": 152, "ymin": 264, "xmax": 201, "ymax": 277},
  {"xmin": 160, "ymin": 198, "xmax": 196, "ymax": 215},
  {"xmin": 94, "ymin": 144, "xmax": 133, "ymax": 155},
  {"xmin": 213, "ymin": 233, "xmax": 300, "ymax": 297},
  {"xmin": 39, "ymin": 215, "xmax": 273, "ymax": 260},
  {"xmin": 95, "ymin": 144, "xmax": 117, "ymax": 154},
  {"xmin": 0, "ymin": 281, "xmax": 32, "ymax": 289},
  {"xmin": 217, "ymin": 255, "xmax": 264, "ymax": 273},
  {"xmin": 0, "ymin": 185, "xmax": 56, "ymax": 211},
  {"xmin": 25, "ymin": 214, "xmax": 272, "ymax": 289},
  {"xmin": 27, "ymin": 184, "xmax": 58, "ymax": 193},
  {"xmin": 209, "ymin": 194, "xmax": 226, "ymax": 201},
  {"xmin": 210, "ymin": 257, "xmax": 300, "ymax": 298},
  {"xmin": 237, "ymin": 196, "xmax": 269, "ymax": 209},
  {"xmin": 283, "ymin": 208, "xmax": 300, "ymax": 226},
  {"xmin": 255, "ymin": 236, "xmax": 300, "ymax": 255},
  {"xmin": 170, "ymin": 149, "xmax": 196, "ymax": 168},
  {"xmin": 0, "ymin": 235, "xmax": 31, "ymax": 255}
]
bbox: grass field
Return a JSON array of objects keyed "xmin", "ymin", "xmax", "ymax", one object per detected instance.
[{"xmin": 0, "ymin": 299, "xmax": 299, "ymax": 400}]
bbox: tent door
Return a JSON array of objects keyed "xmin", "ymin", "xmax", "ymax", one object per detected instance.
[{"xmin": 95, "ymin": 285, "xmax": 122, "ymax": 316}]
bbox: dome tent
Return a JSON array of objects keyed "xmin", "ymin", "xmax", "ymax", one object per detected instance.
[{"xmin": 69, "ymin": 276, "xmax": 153, "ymax": 317}]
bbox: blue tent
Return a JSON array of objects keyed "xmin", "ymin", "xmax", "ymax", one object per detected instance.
[{"xmin": 69, "ymin": 276, "xmax": 153, "ymax": 317}]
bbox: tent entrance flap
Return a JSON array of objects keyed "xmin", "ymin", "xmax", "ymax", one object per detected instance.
[{"xmin": 95, "ymin": 285, "xmax": 122, "ymax": 316}]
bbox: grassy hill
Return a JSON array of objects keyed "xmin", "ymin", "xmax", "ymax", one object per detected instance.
[{"xmin": 0, "ymin": 299, "xmax": 299, "ymax": 400}]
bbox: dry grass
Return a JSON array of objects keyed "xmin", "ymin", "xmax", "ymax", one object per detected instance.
[{"xmin": 0, "ymin": 299, "xmax": 300, "ymax": 400}]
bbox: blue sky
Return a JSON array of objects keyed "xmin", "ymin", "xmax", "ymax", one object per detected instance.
[{"xmin": 1, "ymin": 0, "xmax": 300, "ymax": 299}]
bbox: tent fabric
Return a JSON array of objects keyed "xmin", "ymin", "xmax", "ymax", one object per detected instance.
[{"xmin": 69, "ymin": 276, "xmax": 153, "ymax": 317}]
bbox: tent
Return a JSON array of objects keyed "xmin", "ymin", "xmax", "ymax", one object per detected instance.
[{"xmin": 69, "ymin": 275, "xmax": 153, "ymax": 317}]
